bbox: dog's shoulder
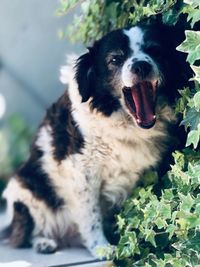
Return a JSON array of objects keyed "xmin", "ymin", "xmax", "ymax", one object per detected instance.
[{"xmin": 43, "ymin": 91, "xmax": 84, "ymax": 161}]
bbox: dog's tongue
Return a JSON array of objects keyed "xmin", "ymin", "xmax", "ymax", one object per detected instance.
[{"xmin": 131, "ymin": 81, "xmax": 156, "ymax": 129}]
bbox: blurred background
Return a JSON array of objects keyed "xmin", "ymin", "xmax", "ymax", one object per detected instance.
[{"xmin": 0, "ymin": 0, "xmax": 83, "ymax": 192}]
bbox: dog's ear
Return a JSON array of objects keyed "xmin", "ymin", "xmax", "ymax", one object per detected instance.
[{"xmin": 75, "ymin": 48, "xmax": 94, "ymax": 102}]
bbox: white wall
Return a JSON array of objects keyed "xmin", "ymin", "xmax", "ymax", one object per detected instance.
[{"xmin": 0, "ymin": 0, "xmax": 83, "ymax": 128}]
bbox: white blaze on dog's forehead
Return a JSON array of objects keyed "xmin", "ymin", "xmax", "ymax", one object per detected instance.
[
  {"xmin": 121, "ymin": 26, "xmax": 145, "ymax": 87},
  {"xmin": 122, "ymin": 26, "xmax": 160, "ymax": 87},
  {"xmin": 123, "ymin": 26, "xmax": 144, "ymax": 53}
]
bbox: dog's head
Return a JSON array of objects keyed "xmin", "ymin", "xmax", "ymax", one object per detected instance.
[{"xmin": 75, "ymin": 24, "xmax": 190, "ymax": 129}]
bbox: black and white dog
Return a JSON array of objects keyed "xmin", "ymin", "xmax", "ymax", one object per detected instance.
[{"xmin": 0, "ymin": 23, "xmax": 190, "ymax": 257}]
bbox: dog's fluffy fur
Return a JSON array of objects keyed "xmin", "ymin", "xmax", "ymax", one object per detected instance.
[{"xmin": 0, "ymin": 24, "xmax": 190, "ymax": 257}]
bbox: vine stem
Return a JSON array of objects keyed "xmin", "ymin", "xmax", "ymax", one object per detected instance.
[
  {"xmin": 155, "ymin": 229, "xmax": 187, "ymax": 236},
  {"xmin": 154, "ymin": 0, "xmax": 177, "ymax": 15}
]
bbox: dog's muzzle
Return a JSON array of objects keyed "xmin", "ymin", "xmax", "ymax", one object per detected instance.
[{"xmin": 123, "ymin": 61, "xmax": 158, "ymax": 129}]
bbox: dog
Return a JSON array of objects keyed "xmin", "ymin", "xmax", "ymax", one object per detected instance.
[{"xmin": 0, "ymin": 23, "xmax": 190, "ymax": 257}]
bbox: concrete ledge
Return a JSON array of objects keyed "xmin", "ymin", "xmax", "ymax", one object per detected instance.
[{"xmin": 0, "ymin": 244, "xmax": 111, "ymax": 267}]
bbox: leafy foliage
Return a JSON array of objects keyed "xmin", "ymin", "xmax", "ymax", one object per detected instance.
[
  {"xmin": 57, "ymin": 0, "xmax": 186, "ymax": 44},
  {"xmin": 0, "ymin": 115, "xmax": 32, "ymax": 194},
  {"xmin": 57, "ymin": 0, "xmax": 200, "ymax": 266},
  {"xmin": 108, "ymin": 150, "xmax": 200, "ymax": 266}
]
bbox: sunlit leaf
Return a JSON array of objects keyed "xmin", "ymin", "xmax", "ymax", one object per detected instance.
[{"xmin": 186, "ymin": 129, "xmax": 200, "ymax": 148}]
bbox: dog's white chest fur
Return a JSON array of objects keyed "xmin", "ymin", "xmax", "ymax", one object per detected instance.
[{"xmin": 80, "ymin": 130, "xmax": 158, "ymax": 204}]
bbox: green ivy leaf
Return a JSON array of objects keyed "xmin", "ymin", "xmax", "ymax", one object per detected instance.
[
  {"xmin": 128, "ymin": 216, "xmax": 140, "ymax": 229},
  {"xmin": 185, "ymin": 214, "xmax": 200, "ymax": 228},
  {"xmin": 193, "ymin": 91, "xmax": 200, "ymax": 111},
  {"xmin": 177, "ymin": 31, "xmax": 200, "ymax": 52},
  {"xmin": 176, "ymin": 87, "xmax": 192, "ymax": 113},
  {"xmin": 186, "ymin": 129, "xmax": 200, "ymax": 148},
  {"xmin": 160, "ymin": 203, "xmax": 172, "ymax": 219},
  {"xmin": 183, "ymin": 231, "xmax": 200, "ymax": 252},
  {"xmin": 166, "ymin": 224, "xmax": 177, "ymax": 239},
  {"xmin": 187, "ymin": 9, "xmax": 200, "ymax": 27},
  {"xmin": 144, "ymin": 229, "xmax": 157, "ymax": 247},
  {"xmin": 187, "ymin": 162, "xmax": 200, "ymax": 185},
  {"xmin": 162, "ymin": 189, "xmax": 174, "ymax": 201},
  {"xmin": 195, "ymin": 203, "xmax": 200, "ymax": 214},
  {"xmin": 117, "ymin": 215, "xmax": 126, "ymax": 230},
  {"xmin": 162, "ymin": 6, "xmax": 184, "ymax": 25},
  {"xmin": 155, "ymin": 217, "xmax": 166, "ymax": 229},
  {"xmin": 152, "ymin": 257, "xmax": 166, "ymax": 267},
  {"xmin": 187, "ymin": 49, "xmax": 200, "ymax": 65},
  {"xmin": 179, "ymin": 193, "xmax": 195, "ymax": 212},
  {"xmin": 181, "ymin": 107, "xmax": 200, "ymax": 131},
  {"xmin": 177, "ymin": 31, "xmax": 200, "ymax": 64},
  {"xmin": 184, "ymin": 0, "xmax": 200, "ymax": 7},
  {"xmin": 190, "ymin": 65, "xmax": 200, "ymax": 83}
]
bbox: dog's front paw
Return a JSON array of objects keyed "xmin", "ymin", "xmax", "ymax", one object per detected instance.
[{"xmin": 33, "ymin": 237, "xmax": 58, "ymax": 254}]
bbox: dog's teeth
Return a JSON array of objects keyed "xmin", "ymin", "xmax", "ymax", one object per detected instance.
[
  {"xmin": 136, "ymin": 119, "xmax": 141, "ymax": 123},
  {"xmin": 153, "ymin": 115, "xmax": 156, "ymax": 119}
]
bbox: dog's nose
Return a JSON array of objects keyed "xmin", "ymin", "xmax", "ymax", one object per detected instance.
[{"xmin": 131, "ymin": 61, "xmax": 152, "ymax": 78}]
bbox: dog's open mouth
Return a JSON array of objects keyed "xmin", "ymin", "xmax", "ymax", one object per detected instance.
[{"xmin": 123, "ymin": 81, "xmax": 157, "ymax": 129}]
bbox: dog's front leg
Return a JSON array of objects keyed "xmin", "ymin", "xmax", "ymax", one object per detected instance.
[{"xmin": 72, "ymin": 188, "xmax": 109, "ymax": 258}]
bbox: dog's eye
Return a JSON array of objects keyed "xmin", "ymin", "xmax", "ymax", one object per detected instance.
[
  {"xmin": 145, "ymin": 45, "xmax": 161, "ymax": 56},
  {"xmin": 110, "ymin": 55, "xmax": 124, "ymax": 65}
]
